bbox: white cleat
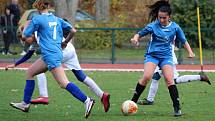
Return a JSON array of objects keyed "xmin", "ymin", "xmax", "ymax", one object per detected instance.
[
  {"xmin": 10, "ymin": 101, "xmax": 30, "ymax": 112},
  {"xmin": 84, "ymin": 98, "xmax": 95, "ymax": 118}
]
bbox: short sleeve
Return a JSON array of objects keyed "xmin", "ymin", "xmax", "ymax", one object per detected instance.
[
  {"xmin": 137, "ymin": 23, "xmax": 153, "ymax": 37},
  {"xmin": 23, "ymin": 18, "xmax": 39, "ymax": 37},
  {"xmin": 176, "ymin": 24, "xmax": 187, "ymax": 44}
]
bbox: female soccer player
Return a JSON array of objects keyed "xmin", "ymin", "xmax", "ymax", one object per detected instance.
[
  {"xmin": 137, "ymin": 45, "xmax": 211, "ymax": 105},
  {"xmin": 137, "ymin": 0, "xmax": 211, "ymax": 106},
  {"xmin": 9, "ymin": 0, "xmax": 95, "ymax": 118},
  {"xmin": 6, "ymin": 28, "xmax": 110, "ymax": 113},
  {"xmin": 130, "ymin": 0, "xmax": 195, "ymax": 116}
]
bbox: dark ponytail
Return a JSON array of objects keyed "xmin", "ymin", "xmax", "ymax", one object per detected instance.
[{"xmin": 148, "ymin": 0, "xmax": 171, "ymax": 21}]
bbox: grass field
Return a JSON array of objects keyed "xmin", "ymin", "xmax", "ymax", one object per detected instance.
[{"xmin": 0, "ymin": 70, "xmax": 214, "ymax": 121}]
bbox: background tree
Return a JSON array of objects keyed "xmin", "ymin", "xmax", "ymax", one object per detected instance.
[
  {"xmin": 95, "ymin": 0, "xmax": 110, "ymax": 23},
  {"xmin": 54, "ymin": 0, "xmax": 79, "ymax": 24}
]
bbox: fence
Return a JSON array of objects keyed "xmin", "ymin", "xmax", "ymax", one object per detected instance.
[{"xmin": 0, "ymin": 27, "xmax": 215, "ymax": 65}]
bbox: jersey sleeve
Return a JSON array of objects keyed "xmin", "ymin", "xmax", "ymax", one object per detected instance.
[
  {"xmin": 15, "ymin": 50, "xmax": 35, "ymax": 66},
  {"xmin": 137, "ymin": 24, "xmax": 153, "ymax": 37},
  {"xmin": 60, "ymin": 18, "xmax": 72, "ymax": 30},
  {"xmin": 23, "ymin": 18, "xmax": 39, "ymax": 38},
  {"xmin": 176, "ymin": 24, "xmax": 187, "ymax": 44}
]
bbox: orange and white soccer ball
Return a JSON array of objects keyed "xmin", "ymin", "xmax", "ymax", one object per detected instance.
[{"xmin": 121, "ymin": 100, "xmax": 138, "ymax": 116}]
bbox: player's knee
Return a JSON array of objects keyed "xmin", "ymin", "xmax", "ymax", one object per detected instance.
[
  {"xmin": 72, "ymin": 70, "xmax": 86, "ymax": 82},
  {"xmin": 152, "ymin": 72, "xmax": 161, "ymax": 80}
]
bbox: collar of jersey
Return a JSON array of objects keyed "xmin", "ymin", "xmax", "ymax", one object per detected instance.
[
  {"xmin": 161, "ymin": 21, "xmax": 172, "ymax": 28},
  {"xmin": 41, "ymin": 12, "xmax": 52, "ymax": 15}
]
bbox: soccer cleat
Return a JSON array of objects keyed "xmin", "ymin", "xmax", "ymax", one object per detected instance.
[
  {"xmin": 200, "ymin": 74, "xmax": 211, "ymax": 85},
  {"xmin": 101, "ymin": 92, "xmax": 110, "ymax": 112},
  {"xmin": 31, "ymin": 96, "xmax": 49, "ymax": 104},
  {"xmin": 137, "ymin": 99, "xmax": 154, "ymax": 105},
  {"xmin": 174, "ymin": 106, "xmax": 182, "ymax": 117},
  {"xmin": 10, "ymin": 102, "xmax": 30, "ymax": 112},
  {"xmin": 85, "ymin": 98, "xmax": 95, "ymax": 118}
]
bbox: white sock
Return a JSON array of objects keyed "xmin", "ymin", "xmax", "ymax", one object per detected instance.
[
  {"xmin": 36, "ymin": 73, "xmax": 48, "ymax": 97},
  {"xmin": 147, "ymin": 79, "xmax": 159, "ymax": 102},
  {"xmin": 83, "ymin": 76, "xmax": 103, "ymax": 98},
  {"xmin": 175, "ymin": 75, "xmax": 201, "ymax": 84},
  {"xmin": 84, "ymin": 97, "xmax": 90, "ymax": 104}
]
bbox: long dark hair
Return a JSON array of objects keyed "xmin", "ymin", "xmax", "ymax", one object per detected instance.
[{"xmin": 148, "ymin": 0, "xmax": 171, "ymax": 22}]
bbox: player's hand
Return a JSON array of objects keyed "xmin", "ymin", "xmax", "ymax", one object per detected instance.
[
  {"xmin": 188, "ymin": 53, "xmax": 195, "ymax": 58},
  {"xmin": 5, "ymin": 64, "xmax": 16, "ymax": 71},
  {"xmin": 130, "ymin": 38, "xmax": 139, "ymax": 46}
]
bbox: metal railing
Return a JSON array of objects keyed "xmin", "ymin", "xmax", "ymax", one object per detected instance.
[{"xmin": 0, "ymin": 27, "xmax": 215, "ymax": 64}]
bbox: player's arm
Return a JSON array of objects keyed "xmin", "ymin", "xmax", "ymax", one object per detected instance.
[
  {"xmin": 61, "ymin": 18, "xmax": 76, "ymax": 48},
  {"xmin": 130, "ymin": 34, "xmax": 140, "ymax": 46},
  {"xmin": 183, "ymin": 41, "xmax": 195, "ymax": 58},
  {"xmin": 23, "ymin": 19, "xmax": 38, "ymax": 44},
  {"xmin": 5, "ymin": 50, "xmax": 35, "ymax": 70},
  {"xmin": 176, "ymin": 26, "xmax": 195, "ymax": 58},
  {"xmin": 130, "ymin": 24, "xmax": 152, "ymax": 46},
  {"xmin": 62, "ymin": 28, "xmax": 76, "ymax": 48}
]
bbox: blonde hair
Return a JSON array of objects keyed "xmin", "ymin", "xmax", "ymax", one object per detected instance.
[{"xmin": 32, "ymin": 0, "xmax": 49, "ymax": 10}]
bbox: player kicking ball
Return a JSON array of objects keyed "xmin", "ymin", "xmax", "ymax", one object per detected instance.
[{"xmin": 137, "ymin": 45, "xmax": 211, "ymax": 105}]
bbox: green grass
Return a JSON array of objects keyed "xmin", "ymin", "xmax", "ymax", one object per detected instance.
[{"xmin": 0, "ymin": 70, "xmax": 214, "ymax": 121}]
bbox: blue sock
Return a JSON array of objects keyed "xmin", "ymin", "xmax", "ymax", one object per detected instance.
[
  {"xmin": 23, "ymin": 80, "xmax": 35, "ymax": 104},
  {"xmin": 66, "ymin": 82, "xmax": 87, "ymax": 103}
]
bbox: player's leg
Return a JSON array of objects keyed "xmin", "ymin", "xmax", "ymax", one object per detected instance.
[
  {"xmin": 63, "ymin": 45, "xmax": 110, "ymax": 112},
  {"xmin": 131, "ymin": 60, "xmax": 157, "ymax": 103},
  {"xmin": 31, "ymin": 73, "xmax": 49, "ymax": 104},
  {"xmin": 10, "ymin": 58, "xmax": 48, "ymax": 112},
  {"xmin": 72, "ymin": 69, "xmax": 110, "ymax": 112},
  {"xmin": 138, "ymin": 68, "xmax": 162, "ymax": 105},
  {"xmin": 50, "ymin": 66, "xmax": 94, "ymax": 118},
  {"xmin": 175, "ymin": 74, "xmax": 211, "ymax": 85},
  {"xmin": 162, "ymin": 63, "xmax": 181, "ymax": 117}
]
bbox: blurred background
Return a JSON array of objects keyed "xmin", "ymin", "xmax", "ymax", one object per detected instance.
[{"xmin": 0, "ymin": 0, "xmax": 214, "ymax": 64}]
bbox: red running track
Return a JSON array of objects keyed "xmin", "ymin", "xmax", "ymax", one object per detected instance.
[{"xmin": 0, "ymin": 63, "xmax": 215, "ymax": 72}]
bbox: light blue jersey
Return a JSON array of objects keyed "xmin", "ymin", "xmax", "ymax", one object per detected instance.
[
  {"xmin": 23, "ymin": 13, "xmax": 72, "ymax": 70},
  {"xmin": 138, "ymin": 20, "xmax": 186, "ymax": 59}
]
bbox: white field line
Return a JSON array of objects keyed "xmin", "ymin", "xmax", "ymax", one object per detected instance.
[{"xmin": 0, "ymin": 67, "xmax": 215, "ymax": 72}]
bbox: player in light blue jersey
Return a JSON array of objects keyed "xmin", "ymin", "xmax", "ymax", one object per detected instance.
[
  {"xmin": 130, "ymin": 0, "xmax": 195, "ymax": 117},
  {"xmin": 6, "ymin": 20, "xmax": 110, "ymax": 112},
  {"xmin": 136, "ymin": 0, "xmax": 211, "ymax": 111},
  {"xmin": 9, "ymin": 0, "xmax": 94, "ymax": 118}
]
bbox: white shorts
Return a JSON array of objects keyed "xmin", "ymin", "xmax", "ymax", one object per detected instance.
[
  {"xmin": 62, "ymin": 42, "xmax": 81, "ymax": 70},
  {"xmin": 154, "ymin": 65, "xmax": 179, "ymax": 79}
]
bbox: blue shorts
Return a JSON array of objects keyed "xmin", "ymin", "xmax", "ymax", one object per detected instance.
[
  {"xmin": 42, "ymin": 53, "xmax": 63, "ymax": 71},
  {"xmin": 144, "ymin": 55, "xmax": 173, "ymax": 68}
]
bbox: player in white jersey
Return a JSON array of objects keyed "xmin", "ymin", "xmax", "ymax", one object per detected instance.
[
  {"xmin": 137, "ymin": 45, "xmax": 211, "ymax": 105},
  {"xmin": 5, "ymin": 25, "xmax": 110, "ymax": 113},
  {"xmin": 8, "ymin": 0, "xmax": 95, "ymax": 118}
]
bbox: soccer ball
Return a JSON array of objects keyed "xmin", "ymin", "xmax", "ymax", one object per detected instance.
[{"xmin": 121, "ymin": 100, "xmax": 138, "ymax": 116}]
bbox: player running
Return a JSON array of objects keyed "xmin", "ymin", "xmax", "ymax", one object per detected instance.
[
  {"xmin": 9, "ymin": 0, "xmax": 95, "ymax": 118},
  {"xmin": 6, "ymin": 25, "xmax": 110, "ymax": 113}
]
